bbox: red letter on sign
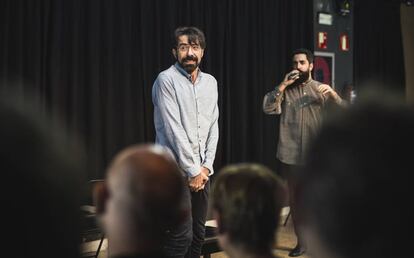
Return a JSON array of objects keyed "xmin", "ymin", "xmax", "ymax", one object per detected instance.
[
  {"xmin": 340, "ymin": 33, "xmax": 349, "ymax": 51},
  {"xmin": 318, "ymin": 32, "xmax": 327, "ymax": 49}
]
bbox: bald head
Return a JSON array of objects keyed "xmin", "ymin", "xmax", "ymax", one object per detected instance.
[
  {"xmin": 107, "ymin": 144, "xmax": 181, "ymax": 195},
  {"xmin": 99, "ymin": 144, "xmax": 185, "ymax": 240}
]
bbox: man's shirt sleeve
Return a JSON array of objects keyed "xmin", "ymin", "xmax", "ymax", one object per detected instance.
[
  {"xmin": 202, "ymin": 80, "xmax": 219, "ymax": 175},
  {"xmin": 153, "ymin": 74, "xmax": 201, "ymax": 177},
  {"xmin": 263, "ymin": 89, "xmax": 283, "ymax": 115}
]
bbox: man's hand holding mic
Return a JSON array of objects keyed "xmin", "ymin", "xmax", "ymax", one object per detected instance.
[{"xmin": 278, "ymin": 70, "xmax": 300, "ymax": 92}]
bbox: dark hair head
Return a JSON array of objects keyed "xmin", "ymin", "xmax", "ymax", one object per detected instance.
[
  {"xmin": 211, "ymin": 163, "xmax": 285, "ymax": 254},
  {"xmin": 291, "ymin": 48, "xmax": 314, "ymax": 64},
  {"xmin": 173, "ymin": 26, "xmax": 206, "ymax": 49},
  {"xmin": 298, "ymin": 94, "xmax": 414, "ymax": 258}
]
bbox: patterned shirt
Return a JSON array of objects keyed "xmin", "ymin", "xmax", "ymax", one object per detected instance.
[
  {"xmin": 263, "ymin": 79, "xmax": 333, "ymax": 165},
  {"xmin": 152, "ymin": 63, "xmax": 219, "ymax": 177}
]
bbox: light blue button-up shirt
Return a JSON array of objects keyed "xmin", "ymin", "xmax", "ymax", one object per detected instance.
[{"xmin": 152, "ymin": 63, "xmax": 219, "ymax": 177}]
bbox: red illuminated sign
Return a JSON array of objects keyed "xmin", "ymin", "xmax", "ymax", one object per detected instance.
[
  {"xmin": 318, "ymin": 32, "xmax": 328, "ymax": 49},
  {"xmin": 339, "ymin": 33, "xmax": 349, "ymax": 51}
]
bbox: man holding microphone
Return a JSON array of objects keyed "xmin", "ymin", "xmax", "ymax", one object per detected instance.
[{"xmin": 263, "ymin": 48, "xmax": 343, "ymax": 257}]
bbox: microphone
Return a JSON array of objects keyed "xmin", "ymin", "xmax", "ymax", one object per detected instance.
[{"xmin": 288, "ymin": 71, "xmax": 300, "ymax": 80}]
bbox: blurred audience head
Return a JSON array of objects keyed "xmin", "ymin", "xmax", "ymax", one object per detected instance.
[
  {"xmin": 0, "ymin": 93, "xmax": 84, "ymax": 257},
  {"xmin": 95, "ymin": 144, "xmax": 186, "ymax": 256},
  {"xmin": 298, "ymin": 91, "xmax": 414, "ymax": 258},
  {"xmin": 210, "ymin": 163, "xmax": 286, "ymax": 258}
]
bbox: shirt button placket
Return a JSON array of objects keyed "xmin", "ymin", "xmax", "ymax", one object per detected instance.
[{"xmin": 194, "ymin": 86, "xmax": 202, "ymax": 147}]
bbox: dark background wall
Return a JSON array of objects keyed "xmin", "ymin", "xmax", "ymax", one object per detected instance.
[
  {"xmin": 0, "ymin": 0, "xmax": 313, "ymax": 179},
  {"xmin": 312, "ymin": 0, "xmax": 408, "ymax": 98},
  {"xmin": 313, "ymin": 0, "xmax": 354, "ymax": 94},
  {"xmin": 0, "ymin": 0, "xmax": 407, "ymax": 180},
  {"xmin": 401, "ymin": 3, "xmax": 414, "ymax": 103},
  {"xmin": 353, "ymin": 0, "xmax": 406, "ymax": 93}
]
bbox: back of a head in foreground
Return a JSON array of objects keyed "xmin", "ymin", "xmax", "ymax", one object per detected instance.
[
  {"xmin": 298, "ymin": 94, "xmax": 414, "ymax": 258},
  {"xmin": 211, "ymin": 163, "xmax": 286, "ymax": 256},
  {"xmin": 100, "ymin": 144, "xmax": 185, "ymax": 242},
  {"xmin": 0, "ymin": 96, "xmax": 84, "ymax": 257}
]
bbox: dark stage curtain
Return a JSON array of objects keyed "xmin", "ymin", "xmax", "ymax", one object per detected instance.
[
  {"xmin": 354, "ymin": 0, "xmax": 406, "ymax": 92},
  {"xmin": 0, "ymin": 0, "xmax": 313, "ymax": 179}
]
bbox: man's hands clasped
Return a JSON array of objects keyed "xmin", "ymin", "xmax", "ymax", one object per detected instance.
[{"xmin": 188, "ymin": 167, "xmax": 209, "ymax": 192}]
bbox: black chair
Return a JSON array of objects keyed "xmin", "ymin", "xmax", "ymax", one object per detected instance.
[
  {"xmin": 283, "ymin": 209, "xmax": 291, "ymax": 226},
  {"xmin": 201, "ymin": 225, "xmax": 221, "ymax": 258},
  {"xmin": 81, "ymin": 180, "xmax": 105, "ymax": 258}
]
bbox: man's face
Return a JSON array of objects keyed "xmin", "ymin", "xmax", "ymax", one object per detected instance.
[
  {"xmin": 173, "ymin": 35, "xmax": 204, "ymax": 74},
  {"xmin": 292, "ymin": 53, "xmax": 313, "ymax": 84}
]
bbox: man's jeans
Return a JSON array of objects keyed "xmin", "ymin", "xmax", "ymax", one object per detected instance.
[{"xmin": 164, "ymin": 181, "xmax": 210, "ymax": 258}]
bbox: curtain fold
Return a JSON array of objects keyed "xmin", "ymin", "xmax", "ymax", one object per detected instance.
[{"xmin": 354, "ymin": 0, "xmax": 405, "ymax": 92}]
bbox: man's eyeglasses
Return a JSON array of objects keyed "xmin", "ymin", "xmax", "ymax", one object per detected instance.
[{"xmin": 177, "ymin": 44, "xmax": 202, "ymax": 52}]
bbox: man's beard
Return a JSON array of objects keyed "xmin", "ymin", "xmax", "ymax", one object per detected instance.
[
  {"xmin": 178, "ymin": 56, "xmax": 199, "ymax": 74},
  {"xmin": 294, "ymin": 69, "xmax": 311, "ymax": 85}
]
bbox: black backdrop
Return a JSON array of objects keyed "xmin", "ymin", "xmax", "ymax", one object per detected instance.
[
  {"xmin": 354, "ymin": 0, "xmax": 406, "ymax": 92},
  {"xmin": 1, "ymin": 0, "xmax": 314, "ymax": 179}
]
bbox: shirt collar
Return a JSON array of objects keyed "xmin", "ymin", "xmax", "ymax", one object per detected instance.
[{"xmin": 300, "ymin": 78, "xmax": 313, "ymax": 87}]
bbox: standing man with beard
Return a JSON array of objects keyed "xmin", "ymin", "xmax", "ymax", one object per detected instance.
[
  {"xmin": 263, "ymin": 48, "xmax": 343, "ymax": 257},
  {"xmin": 152, "ymin": 26, "xmax": 219, "ymax": 258}
]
